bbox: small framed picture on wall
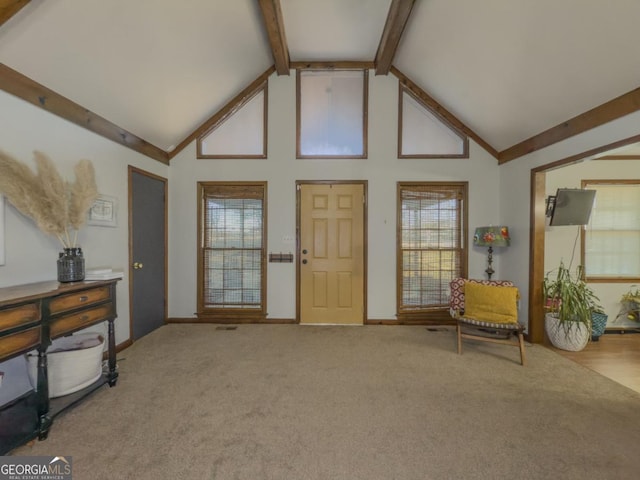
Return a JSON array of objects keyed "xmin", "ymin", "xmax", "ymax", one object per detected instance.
[{"xmin": 87, "ymin": 194, "xmax": 118, "ymax": 228}]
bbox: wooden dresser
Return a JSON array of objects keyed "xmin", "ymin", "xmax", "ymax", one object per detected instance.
[{"xmin": 0, "ymin": 279, "xmax": 119, "ymax": 454}]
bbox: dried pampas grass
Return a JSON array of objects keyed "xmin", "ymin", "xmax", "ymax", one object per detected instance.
[
  {"xmin": 0, "ymin": 150, "xmax": 98, "ymax": 248},
  {"xmin": 0, "ymin": 150, "xmax": 43, "ymax": 221},
  {"xmin": 34, "ymin": 151, "xmax": 69, "ymax": 244},
  {"xmin": 68, "ymin": 160, "xmax": 98, "ymax": 229}
]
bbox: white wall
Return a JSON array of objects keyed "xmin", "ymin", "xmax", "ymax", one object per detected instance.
[
  {"xmin": 0, "ymin": 89, "xmax": 163, "ymax": 405},
  {"xmin": 168, "ymin": 71, "xmax": 503, "ymax": 320},
  {"xmin": 3, "ymin": 70, "xmax": 639, "ymax": 334},
  {"xmin": 499, "ymin": 110, "xmax": 640, "ymax": 331},
  {"xmin": 0, "ymin": 89, "xmax": 169, "ymax": 345},
  {"xmin": 545, "ymin": 160, "xmax": 640, "ymax": 328}
]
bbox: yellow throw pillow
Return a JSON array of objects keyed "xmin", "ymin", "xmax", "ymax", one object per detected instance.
[{"xmin": 463, "ymin": 282, "xmax": 519, "ymax": 324}]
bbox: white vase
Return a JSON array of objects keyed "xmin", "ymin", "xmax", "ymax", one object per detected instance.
[{"xmin": 545, "ymin": 313, "xmax": 590, "ymax": 351}]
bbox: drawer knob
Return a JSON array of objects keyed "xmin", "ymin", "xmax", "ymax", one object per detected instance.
[{"xmin": 79, "ymin": 295, "xmax": 89, "ymax": 302}]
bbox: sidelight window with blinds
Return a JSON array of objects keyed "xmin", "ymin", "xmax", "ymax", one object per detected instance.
[
  {"xmin": 198, "ymin": 182, "xmax": 267, "ymax": 320},
  {"xmin": 397, "ymin": 182, "xmax": 467, "ymax": 321}
]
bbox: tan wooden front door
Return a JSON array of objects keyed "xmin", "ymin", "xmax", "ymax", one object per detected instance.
[{"xmin": 299, "ymin": 183, "xmax": 365, "ymax": 324}]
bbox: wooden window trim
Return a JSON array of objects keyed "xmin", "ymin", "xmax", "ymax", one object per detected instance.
[
  {"xmin": 197, "ymin": 181, "xmax": 268, "ymax": 321},
  {"xmin": 296, "ymin": 68, "xmax": 369, "ymax": 159},
  {"xmin": 396, "ymin": 182, "xmax": 468, "ymax": 322},
  {"xmin": 581, "ymin": 179, "xmax": 640, "ymax": 283},
  {"xmin": 196, "ymin": 82, "xmax": 268, "ymax": 159},
  {"xmin": 398, "ymin": 84, "xmax": 469, "ymax": 159}
]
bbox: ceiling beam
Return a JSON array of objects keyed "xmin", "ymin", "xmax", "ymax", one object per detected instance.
[
  {"xmin": 0, "ymin": 63, "xmax": 169, "ymax": 164},
  {"xmin": 257, "ymin": 0, "xmax": 290, "ymax": 75},
  {"xmin": 499, "ymin": 86, "xmax": 640, "ymax": 164},
  {"xmin": 290, "ymin": 61, "xmax": 375, "ymax": 70},
  {"xmin": 375, "ymin": 0, "xmax": 415, "ymax": 75},
  {"xmin": 0, "ymin": 0, "xmax": 30, "ymax": 27},
  {"xmin": 391, "ymin": 66, "xmax": 499, "ymax": 159},
  {"xmin": 593, "ymin": 155, "xmax": 640, "ymax": 160},
  {"xmin": 168, "ymin": 66, "xmax": 276, "ymax": 160}
]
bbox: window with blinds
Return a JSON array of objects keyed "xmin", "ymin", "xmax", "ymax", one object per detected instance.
[
  {"xmin": 582, "ymin": 180, "xmax": 640, "ymax": 280},
  {"xmin": 198, "ymin": 182, "xmax": 267, "ymax": 319},
  {"xmin": 397, "ymin": 182, "xmax": 467, "ymax": 320}
]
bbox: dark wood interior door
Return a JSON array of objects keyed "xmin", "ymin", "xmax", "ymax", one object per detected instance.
[{"xmin": 129, "ymin": 167, "xmax": 167, "ymax": 340}]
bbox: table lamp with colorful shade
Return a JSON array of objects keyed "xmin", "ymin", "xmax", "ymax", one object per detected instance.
[{"xmin": 473, "ymin": 226, "xmax": 510, "ymax": 279}]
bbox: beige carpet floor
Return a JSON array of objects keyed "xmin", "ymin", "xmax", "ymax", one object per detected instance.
[{"xmin": 10, "ymin": 324, "xmax": 640, "ymax": 479}]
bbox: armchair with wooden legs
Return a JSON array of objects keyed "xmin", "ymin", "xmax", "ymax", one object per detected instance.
[{"xmin": 449, "ymin": 278, "xmax": 526, "ymax": 366}]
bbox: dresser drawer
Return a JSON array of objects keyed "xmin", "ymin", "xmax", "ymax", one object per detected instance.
[
  {"xmin": 0, "ymin": 326, "xmax": 41, "ymax": 361},
  {"xmin": 0, "ymin": 303, "xmax": 41, "ymax": 333},
  {"xmin": 49, "ymin": 286, "xmax": 111, "ymax": 314},
  {"xmin": 50, "ymin": 304, "xmax": 114, "ymax": 338}
]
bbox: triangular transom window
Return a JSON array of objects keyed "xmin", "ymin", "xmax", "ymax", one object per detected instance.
[
  {"xmin": 197, "ymin": 83, "xmax": 267, "ymax": 159},
  {"xmin": 398, "ymin": 85, "xmax": 468, "ymax": 158}
]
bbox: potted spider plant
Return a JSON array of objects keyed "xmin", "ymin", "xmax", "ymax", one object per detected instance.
[{"xmin": 543, "ymin": 261, "xmax": 603, "ymax": 351}]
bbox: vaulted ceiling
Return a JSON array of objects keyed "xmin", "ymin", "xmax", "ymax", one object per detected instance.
[{"xmin": 1, "ymin": 0, "xmax": 640, "ymax": 164}]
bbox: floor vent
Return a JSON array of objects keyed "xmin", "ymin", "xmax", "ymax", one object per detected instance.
[{"xmin": 216, "ymin": 326, "xmax": 238, "ymax": 331}]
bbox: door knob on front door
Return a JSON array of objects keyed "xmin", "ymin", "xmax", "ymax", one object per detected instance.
[{"xmin": 133, "ymin": 262, "xmax": 144, "ymax": 270}]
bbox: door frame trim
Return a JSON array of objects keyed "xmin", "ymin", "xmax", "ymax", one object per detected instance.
[
  {"xmin": 528, "ymin": 132, "xmax": 640, "ymax": 343},
  {"xmin": 295, "ymin": 180, "xmax": 368, "ymax": 324},
  {"xmin": 128, "ymin": 166, "xmax": 168, "ymax": 342}
]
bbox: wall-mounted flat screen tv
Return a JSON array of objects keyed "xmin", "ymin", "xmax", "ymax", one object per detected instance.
[{"xmin": 548, "ymin": 188, "xmax": 596, "ymax": 226}]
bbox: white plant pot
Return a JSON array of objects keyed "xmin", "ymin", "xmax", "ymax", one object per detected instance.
[
  {"xmin": 545, "ymin": 313, "xmax": 590, "ymax": 352},
  {"xmin": 27, "ymin": 333, "xmax": 104, "ymax": 398}
]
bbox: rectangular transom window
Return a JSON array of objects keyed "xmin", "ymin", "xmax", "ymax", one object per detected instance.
[
  {"xmin": 397, "ymin": 182, "xmax": 467, "ymax": 321},
  {"xmin": 198, "ymin": 182, "xmax": 267, "ymax": 320},
  {"xmin": 297, "ymin": 69, "xmax": 368, "ymax": 158},
  {"xmin": 582, "ymin": 180, "xmax": 640, "ymax": 280}
]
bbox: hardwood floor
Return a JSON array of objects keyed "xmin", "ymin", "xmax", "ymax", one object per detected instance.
[{"xmin": 551, "ymin": 331, "xmax": 640, "ymax": 394}]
